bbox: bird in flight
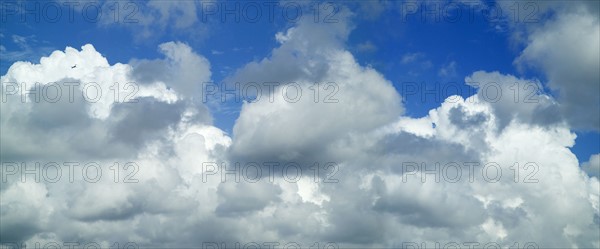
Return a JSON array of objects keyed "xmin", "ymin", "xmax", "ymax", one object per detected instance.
[{"xmin": 71, "ymin": 64, "xmax": 77, "ymax": 69}]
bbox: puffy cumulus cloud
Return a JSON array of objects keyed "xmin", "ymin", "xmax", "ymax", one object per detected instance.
[
  {"xmin": 0, "ymin": 121, "xmax": 236, "ymax": 246},
  {"xmin": 0, "ymin": 40, "xmax": 336, "ymax": 247},
  {"xmin": 493, "ymin": 0, "xmax": 600, "ymax": 131},
  {"xmin": 229, "ymin": 8, "xmax": 403, "ymax": 164},
  {"xmin": 356, "ymin": 0, "xmax": 599, "ymax": 131},
  {"xmin": 0, "ymin": 181, "xmax": 51, "ymax": 243},
  {"xmin": 0, "ymin": 42, "xmax": 241, "ymax": 246},
  {"xmin": 232, "ymin": 23, "xmax": 600, "ymax": 245},
  {"xmin": 230, "ymin": 49, "xmax": 402, "ymax": 163},
  {"xmin": 0, "ymin": 43, "xmax": 184, "ymax": 119},
  {"xmin": 129, "ymin": 41, "xmax": 212, "ymax": 99},
  {"xmin": 0, "ymin": 42, "xmax": 210, "ymax": 161},
  {"xmin": 222, "ymin": 6, "xmax": 598, "ymax": 247},
  {"xmin": 495, "ymin": 0, "xmax": 599, "ymax": 31},
  {"xmin": 464, "ymin": 71, "xmax": 563, "ymax": 131},
  {"xmin": 225, "ymin": 8, "xmax": 354, "ymax": 86},
  {"xmin": 315, "ymin": 72, "xmax": 599, "ymax": 247},
  {"xmin": 582, "ymin": 154, "xmax": 600, "ymax": 179}
]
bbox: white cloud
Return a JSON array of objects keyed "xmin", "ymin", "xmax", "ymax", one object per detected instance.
[
  {"xmin": 400, "ymin": 52, "xmax": 433, "ymax": 75},
  {"xmin": 229, "ymin": 9, "xmax": 402, "ymax": 163},
  {"xmin": 512, "ymin": 1, "xmax": 600, "ymax": 131},
  {"xmin": 0, "ymin": 42, "xmax": 234, "ymax": 245},
  {"xmin": 1, "ymin": 3, "xmax": 599, "ymax": 248},
  {"xmin": 0, "ymin": 42, "xmax": 210, "ymax": 162},
  {"xmin": 130, "ymin": 41, "xmax": 212, "ymax": 99},
  {"xmin": 225, "ymin": 8, "xmax": 354, "ymax": 86},
  {"xmin": 224, "ymin": 8, "xmax": 599, "ymax": 247},
  {"xmin": 401, "ymin": 52, "xmax": 425, "ymax": 64},
  {"xmin": 438, "ymin": 61, "xmax": 457, "ymax": 77},
  {"xmin": 344, "ymin": 75, "xmax": 599, "ymax": 246},
  {"xmin": 582, "ymin": 154, "xmax": 600, "ymax": 179},
  {"xmin": 356, "ymin": 41, "xmax": 378, "ymax": 53},
  {"xmin": 465, "ymin": 71, "xmax": 563, "ymax": 131},
  {"xmin": 96, "ymin": 0, "xmax": 207, "ymax": 41}
]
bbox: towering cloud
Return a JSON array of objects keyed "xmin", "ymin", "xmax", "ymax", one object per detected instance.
[{"xmin": 512, "ymin": 1, "xmax": 600, "ymax": 131}]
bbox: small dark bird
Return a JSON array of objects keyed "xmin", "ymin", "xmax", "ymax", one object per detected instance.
[{"xmin": 71, "ymin": 64, "xmax": 77, "ymax": 69}]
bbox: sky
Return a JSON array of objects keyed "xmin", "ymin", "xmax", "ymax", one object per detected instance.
[{"xmin": 0, "ymin": 0, "xmax": 599, "ymax": 248}]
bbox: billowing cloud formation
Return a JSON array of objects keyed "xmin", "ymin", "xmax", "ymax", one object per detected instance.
[
  {"xmin": 0, "ymin": 42, "xmax": 208, "ymax": 161},
  {"xmin": 510, "ymin": 1, "xmax": 600, "ymax": 131},
  {"xmin": 130, "ymin": 41, "xmax": 212, "ymax": 99},
  {"xmin": 229, "ymin": 8, "xmax": 402, "ymax": 164},
  {"xmin": 226, "ymin": 8, "xmax": 599, "ymax": 245},
  {"xmin": 1, "ymin": 3, "xmax": 599, "ymax": 249},
  {"xmin": 583, "ymin": 154, "xmax": 600, "ymax": 179},
  {"xmin": 0, "ymin": 42, "xmax": 233, "ymax": 245},
  {"xmin": 367, "ymin": 74, "xmax": 598, "ymax": 247}
]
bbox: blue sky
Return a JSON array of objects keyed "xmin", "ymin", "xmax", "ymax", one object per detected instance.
[{"xmin": 3, "ymin": 0, "xmax": 596, "ymax": 161}]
